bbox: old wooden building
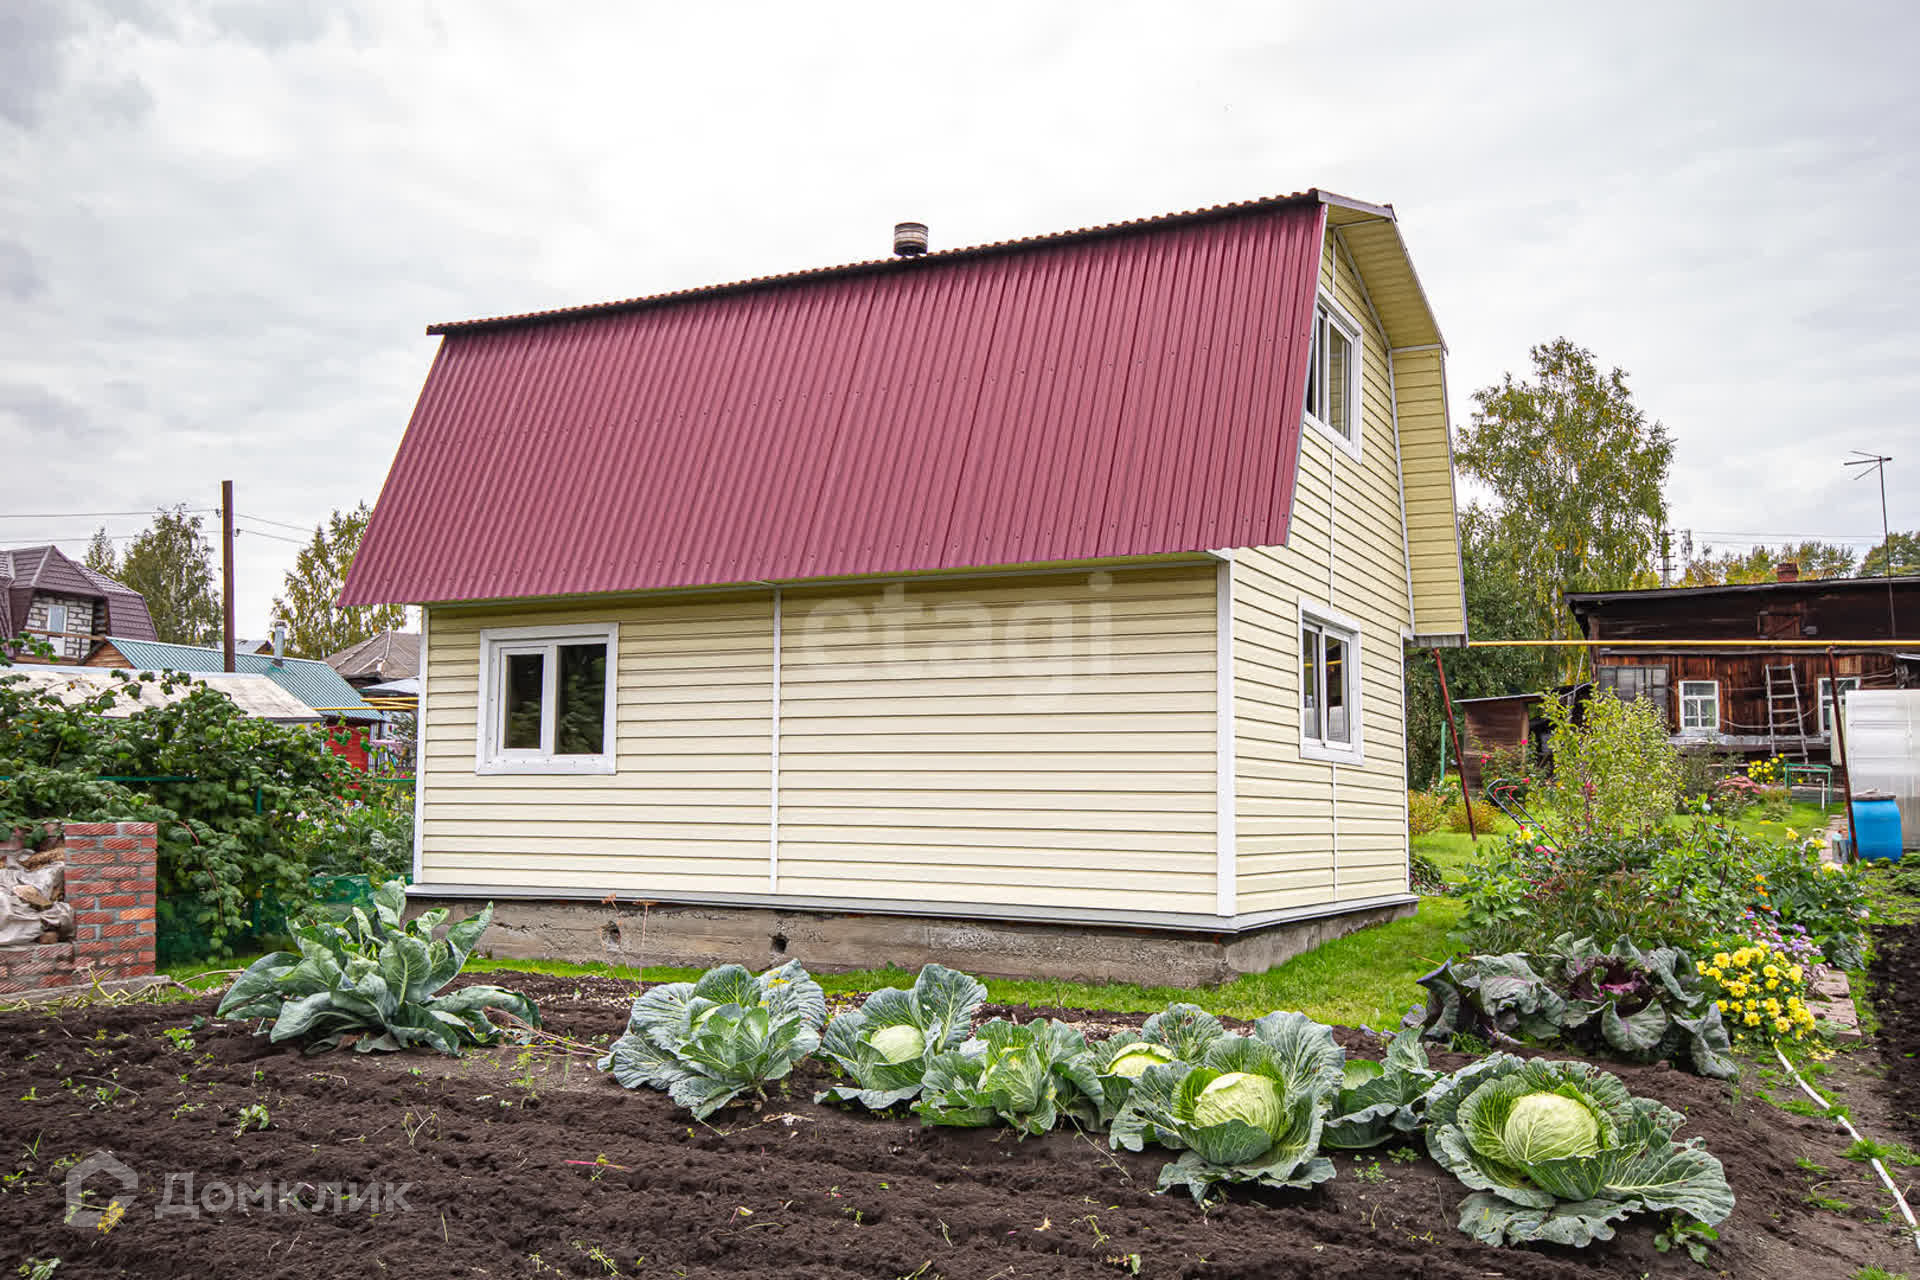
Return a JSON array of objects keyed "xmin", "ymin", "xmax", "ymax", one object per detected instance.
[{"xmin": 1565, "ymin": 567, "xmax": 1920, "ymax": 770}]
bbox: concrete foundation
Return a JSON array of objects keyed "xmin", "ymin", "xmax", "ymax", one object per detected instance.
[{"xmin": 412, "ymin": 895, "xmax": 1419, "ymax": 987}]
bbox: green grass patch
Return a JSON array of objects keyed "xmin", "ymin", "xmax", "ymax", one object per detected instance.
[{"xmin": 1412, "ymin": 831, "xmax": 1505, "ymax": 884}]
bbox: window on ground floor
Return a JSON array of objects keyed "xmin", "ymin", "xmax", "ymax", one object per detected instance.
[
  {"xmin": 1817, "ymin": 676, "xmax": 1861, "ymax": 737},
  {"xmin": 1678, "ymin": 680, "xmax": 1719, "ymax": 734},
  {"xmin": 477, "ymin": 622, "xmax": 618, "ymax": 774},
  {"xmin": 1300, "ymin": 603, "xmax": 1363, "ymax": 762},
  {"xmin": 1596, "ymin": 664, "xmax": 1669, "ymax": 717}
]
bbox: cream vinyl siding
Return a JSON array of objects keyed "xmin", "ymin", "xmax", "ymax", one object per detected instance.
[
  {"xmin": 419, "ymin": 566, "xmax": 1220, "ymax": 914},
  {"xmin": 1393, "ymin": 345, "xmax": 1467, "ymax": 636},
  {"xmin": 420, "ymin": 594, "xmax": 776, "ymax": 895},
  {"xmin": 776, "ymin": 567, "xmax": 1218, "ymax": 914},
  {"xmin": 1231, "ymin": 228, "xmax": 1413, "ymax": 914}
]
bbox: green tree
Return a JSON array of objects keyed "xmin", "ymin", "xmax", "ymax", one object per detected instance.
[
  {"xmin": 272, "ymin": 502, "xmax": 407, "ymax": 658},
  {"xmin": 1861, "ymin": 530, "xmax": 1920, "ymax": 577},
  {"xmin": 117, "ymin": 505, "xmax": 221, "ymax": 645},
  {"xmin": 1403, "ymin": 508, "xmax": 1559, "ymax": 785},
  {"xmin": 1680, "ymin": 540, "xmax": 1857, "ymax": 585},
  {"xmin": 1455, "ymin": 338, "xmax": 1674, "ymax": 663},
  {"xmin": 81, "ymin": 527, "xmax": 119, "ymax": 577}
]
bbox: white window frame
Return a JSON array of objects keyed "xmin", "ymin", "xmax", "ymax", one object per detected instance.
[
  {"xmin": 1678, "ymin": 679, "xmax": 1719, "ymax": 735},
  {"xmin": 45, "ymin": 602, "xmax": 68, "ymax": 635},
  {"xmin": 475, "ymin": 622, "xmax": 619, "ymax": 775},
  {"xmin": 1303, "ymin": 292, "xmax": 1364, "ymax": 459},
  {"xmin": 1817, "ymin": 676, "xmax": 1860, "ymax": 738},
  {"xmin": 1298, "ymin": 598, "xmax": 1364, "ymax": 764}
]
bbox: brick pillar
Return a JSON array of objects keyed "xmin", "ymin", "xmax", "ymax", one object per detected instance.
[{"xmin": 64, "ymin": 821, "xmax": 158, "ymax": 982}]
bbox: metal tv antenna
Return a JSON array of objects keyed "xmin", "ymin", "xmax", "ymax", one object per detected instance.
[{"xmin": 1842, "ymin": 450, "xmax": 1896, "ymax": 634}]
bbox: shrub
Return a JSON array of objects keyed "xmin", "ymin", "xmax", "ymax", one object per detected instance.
[
  {"xmin": 297, "ymin": 795, "xmax": 414, "ymax": 881},
  {"xmin": 1409, "ymin": 788, "xmax": 1449, "ymax": 837},
  {"xmin": 1542, "ymin": 690, "xmax": 1681, "ymax": 834},
  {"xmin": 1447, "ymin": 793, "xmax": 1503, "ymax": 834},
  {"xmin": 1410, "ymin": 851, "xmax": 1447, "ymax": 895},
  {"xmin": 1677, "ymin": 749, "xmax": 1739, "ymax": 805},
  {"xmin": 1453, "ymin": 817, "xmax": 1868, "ymax": 968},
  {"xmin": 0, "ymin": 669, "xmax": 363, "ymax": 959}
]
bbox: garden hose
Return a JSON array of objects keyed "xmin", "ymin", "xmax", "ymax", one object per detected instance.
[{"xmin": 1772, "ymin": 1044, "xmax": 1920, "ymax": 1254}]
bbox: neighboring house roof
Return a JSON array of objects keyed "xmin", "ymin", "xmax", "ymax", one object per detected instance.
[
  {"xmin": 101, "ymin": 637, "xmax": 382, "ymax": 721},
  {"xmin": 0, "ymin": 545, "xmax": 158, "ymax": 642},
  {"xmin": 1566, "ymin": 575, "xmax": 1920, "ymax": 607},
  {"xmin": 325, "ymin": 631, "xmax": 420, "ymax": 683},
  {"xmin": 343, "ymin": 190, "xmax": 1374, "ymax": 606},
  {"xmin": 10, "ymin": 666, "xmax": 323, "ymax": 723}
]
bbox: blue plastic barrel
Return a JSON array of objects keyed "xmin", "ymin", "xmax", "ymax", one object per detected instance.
[{"xmin": 1854, "ymin": 796, "xmax": 1903, "ymax": 862}]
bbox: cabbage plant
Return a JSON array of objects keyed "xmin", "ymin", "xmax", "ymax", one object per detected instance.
[
  {"xmin": 1322, "ymin": 1029, "xmax": 1439, "ymax": 1149},
  {"xmin": 1110, "ymin": 1011, "xmax": 1342, "ymax": 1202},
  {"xmin": 217, "ymin": 879, "xmax": 539, "ymax": 1055},
  {"xmin": 1408, "ymin": 935, "xmax": 1737, "ymax": 1080},
  {"xmin": 599, "ymin": 961, "xmax": 826, "ymax": 1119},
  {"xmin": 913, "ymin": 1017, "xmax": 1103, "ymax": 1137},
  {"xmin": 816, "ymin": 964, "xmax": 988, "ymax": 1110},
  {"xmin": 1091, "ymin": 1003, "xmax": 1227, "ymax": 1117},
  {"xmin": 1424, "ymin": 1054, "xmax": 1735, "ymax": 1247}
]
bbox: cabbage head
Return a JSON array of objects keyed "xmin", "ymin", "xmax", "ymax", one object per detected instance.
[
  {"xmin": 599, "ymin": 961, "xmax": 826, "ymax": 1119},
  {"xmin": 1091, "ymin": 1003, "xmax": 1227, "ymax": 1118},
  {"xmin": 1322, "ymin": 1029, "xmax": 1440, "ymax": 1150},
  {"xmin": 1109, "ymin": 1010, "xmax": 1342, "ymax": 1202},
  {"xmin": 815, "ymin": 965, "xmax": 987, "ymax": 1111},
  {"xmin": 913, "ymin": 1017, "xmax": 1103, "ymax": 1137},
  {"xmin": 1425, "ymin": 1054, "xmax": 1735, "ymax": 1248}
]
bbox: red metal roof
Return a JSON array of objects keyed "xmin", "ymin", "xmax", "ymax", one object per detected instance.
[{"xmin": 342, "ymin": 195, "xmax": 1327, "ymax": 606}]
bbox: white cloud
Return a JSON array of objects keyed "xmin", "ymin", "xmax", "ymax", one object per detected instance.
[{"xmin": 4, "ymin": 0, "xmax": 1916, "ymax": 632}]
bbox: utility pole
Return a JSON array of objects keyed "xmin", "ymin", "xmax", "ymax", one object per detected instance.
[
  {"xmin": 1843, "ymin": 451, "xmax": 1896, "ymax": 635},
  {"xmin": 1659, "ymin": 528, "xmax": 1673, "ymax": 587},
  {"xmin": 221, "ymin": 479, "xmax": 236, "ymax": 673}
]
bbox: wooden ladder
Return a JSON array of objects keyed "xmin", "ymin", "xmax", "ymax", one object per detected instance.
[{"xmin": 1764, "ymin": 665, "xmax": 1808, "ymax": 762}]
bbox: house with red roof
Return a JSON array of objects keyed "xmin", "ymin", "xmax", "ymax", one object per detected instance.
[
  {"xmin": 1, "ymin": 545, "xmax": 158, "ymax": 664},
  {"xmin": 343, "ymin": 189, "xmax": 1468, "ymax": 983}
]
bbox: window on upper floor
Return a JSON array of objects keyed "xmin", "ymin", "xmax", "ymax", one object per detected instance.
[
  {"xmin": 1304, "ymin": 294, "xmax": 1362, "ymax": 456},
  {"xmin": 1300, "ymin": 602, "xmax": 1364, "ymax": 763},
  {"xmin": 476, "ymin": 622, "xmax": 619, "ymax": 774}
]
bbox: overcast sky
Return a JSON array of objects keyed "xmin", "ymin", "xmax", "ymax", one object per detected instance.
[{"xmin": 4, "ymin": 0, "xmax": 1916, "ymax": 632}]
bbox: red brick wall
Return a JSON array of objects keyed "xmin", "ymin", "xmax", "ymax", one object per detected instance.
[{"xmin": 0, "ymin": 820, "xmax": 157, "ymax": 995}]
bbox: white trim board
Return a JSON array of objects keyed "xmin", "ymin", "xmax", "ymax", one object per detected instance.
[{"xmin": 1215, "ymin": 558, "xmax": 1237, "ymax": 918}]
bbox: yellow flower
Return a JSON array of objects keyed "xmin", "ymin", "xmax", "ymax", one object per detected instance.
[
  {"xmin": 1744, "ymin": 1012, "xmax": 1762, "ymax": 1026},
  {"xmin": 1774, "ymin": 1017, "xmax": 1792, "ymax": 1034},
  {"xmin": 1764, "ymin": 999, "xmax": 1782, "ymax": 1016},
  {"xmin": 1716, "ymin": 1000, "xmax": 1729, "ymax": 1012},
  {"xmin": 1788, "ymin": 965, "xmax": 1804, "ymax": 984},
  {"xmin": 1766, "ymin": 979, "xmax": 1780, "ymax": 991},
  {"xmin": 1763, "ymin": 964, "xmax": 1780, "ymax": 978},
  {"xmin": 1744, "ymin": 999, "xmax": 1759, "ymax": 1012},
  {"xmin": 1713, "ymin": 952, "xmax": 1732, "ymax": 969}
]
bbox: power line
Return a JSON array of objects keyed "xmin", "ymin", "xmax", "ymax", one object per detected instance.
[
  {"xmin": 0, "ymin": 508, "xmax": 218, "ymax": 519},
  {"xmin": 232, "ymin": 526, "xmax": 307, "ymax": 546},
  {"xmin": 237, "ymin": 513, "xmax": 318, "ymax": 533},
  {"xmin": 1691, "ymin": 530, "xmax": 1888, "ymax": 543}
]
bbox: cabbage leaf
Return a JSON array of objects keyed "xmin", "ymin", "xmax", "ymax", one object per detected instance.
[{"xmin": 816, "ymin": 964, "xmax": 988, "ymax": 1111}]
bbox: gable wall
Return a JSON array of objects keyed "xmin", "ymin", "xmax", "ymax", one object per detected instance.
[{"xmin": 1231, "ymin": 227, "xmax": 1413, "ymax": 915}]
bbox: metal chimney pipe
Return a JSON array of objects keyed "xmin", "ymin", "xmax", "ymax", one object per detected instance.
[
  {"xmin": 271, "ymin": 620, "xmax": 286, "ymax": 667},
  {"xmin": 893, "ymin": 222, "xmax": 928, "ymax": 257}
]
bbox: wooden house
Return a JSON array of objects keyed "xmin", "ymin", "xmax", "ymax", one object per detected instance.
[
  {"xmin": 1566, "ymin": 566, "xmax": 1920, "ymax": 775},
  {"xmin": 341, "ymin": 190, "xmax": 1469, "ymax": 983}
]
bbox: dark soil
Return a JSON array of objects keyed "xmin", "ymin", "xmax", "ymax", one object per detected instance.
[
  {"xmin": 0, "ymin": 970, "xmax": 1910, "ymax": 1278},
  {"xmin": 1870, "ymin": 920, "xmax": 1920, "ymax": 1147}
]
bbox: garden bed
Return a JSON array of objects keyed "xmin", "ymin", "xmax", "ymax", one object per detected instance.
[
  {"xmin": 1870, "ymin": 919, "xmax": 1920, "ymax": 1149},
  {"xmin": 1, "ymin": 973, "xmax": 1911, "ymax": 1278}
]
